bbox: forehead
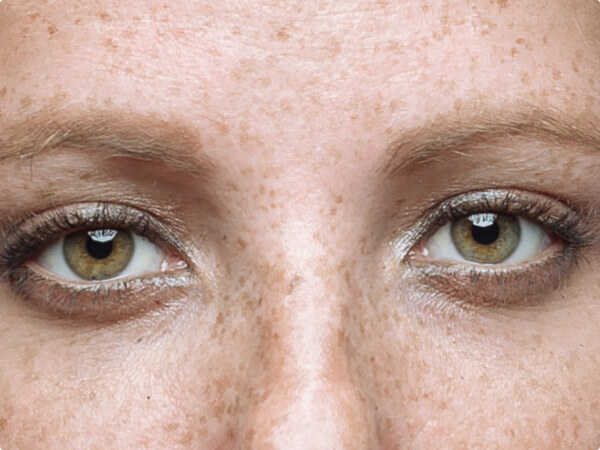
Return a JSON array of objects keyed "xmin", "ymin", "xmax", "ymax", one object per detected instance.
[{"xmin": 0, "ymin": 0, "xmax": 599, "ymax": 137}]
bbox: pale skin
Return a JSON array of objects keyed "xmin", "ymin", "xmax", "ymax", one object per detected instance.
[{"xmin": 0, "ymin": 0, "xmax": 599, "ymax": 448}]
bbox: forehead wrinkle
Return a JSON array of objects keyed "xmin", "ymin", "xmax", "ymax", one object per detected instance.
[
  {"xmin": 0, "ymin": 108, "xmax": 216, "ymax": 179},
  {"xmin": 379, "ymin": 105, "xmax": 600, "ymax": 179}
]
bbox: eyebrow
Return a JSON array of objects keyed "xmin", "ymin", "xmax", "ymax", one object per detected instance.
[
  {"xmin": 0, "ymin": 109, "xmax": 216, "ymax": 178},
  {"xmin": 1, "ymin": 106, "xmax": 598, "ymax": 182},
  {"xmin": 380, "ymin": 106, "xmax": 600, "ymax": 178}
]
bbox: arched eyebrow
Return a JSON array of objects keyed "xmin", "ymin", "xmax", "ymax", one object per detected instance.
[
  {"xmin": 0, "ymin": 108, "xmax": 216, "ymax": 179},
  {"xmin": 380, "ymin": 106, "xmax": 600, "ymax": 179}
]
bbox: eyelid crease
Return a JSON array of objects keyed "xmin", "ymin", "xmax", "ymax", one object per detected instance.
[
  {"xmin": 0, "ymin": 202, "xmax": 191, "ymax": 278},
  {"xmin": 394, "ymin": 189, "xmax": 595, "ymax": 260},
  {"xmin": 0, "ymin": 203, "xmax": 197, "ymax": 321}
]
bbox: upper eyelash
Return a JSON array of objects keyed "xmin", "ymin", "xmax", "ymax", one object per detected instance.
[
  {"xmin": 395, "ymin": 189, "xmax": 595, "ymax": 260},
  {"xmin": 0, "ymin": 202, "xmax": 189, "ymax": 279}
]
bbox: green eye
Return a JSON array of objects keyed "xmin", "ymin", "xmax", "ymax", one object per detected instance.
[
  {"xmin": 63, "ymin": 229, "xmax": 134, "ymax": 280},
  {"xmin": 450, "ymin": 214, "xmax": 521, "ymax": 264},
  {"xmin": 425, "ymin": 211, "xmax": 552, "ymax": 266}
]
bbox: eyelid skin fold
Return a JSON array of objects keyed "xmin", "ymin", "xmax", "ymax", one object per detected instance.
[
  {"xmin": 395, "ymin": 189, "xmax": 593, "ymax": 260},
  {"xmin": 0, "ymin": 203, "xmax": 195, "ymax": 321},
  {"xmin": 395, "ymin": 189, "xmax": 596, "ymax": 308}
]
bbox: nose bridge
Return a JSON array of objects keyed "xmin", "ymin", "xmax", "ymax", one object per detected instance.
[{"xmin": 240, "ymin": 263, "xmax": 376, "ymax": 449}]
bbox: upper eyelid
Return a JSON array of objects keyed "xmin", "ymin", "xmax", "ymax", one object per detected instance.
[
  {"xmin": 0, "ymin": 203, "xmax": 197, "ymax": 320},
  {"xmin": 0, "ymin": 202, "xmax": 191, "ymax": 275},
  {"xmin": 394, "ymin": 189, "xmax": 591, "ymax": 260}
]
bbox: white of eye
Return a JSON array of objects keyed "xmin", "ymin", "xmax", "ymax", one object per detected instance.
[
  {"xmin": 37, "ymin": 233, "xmax": 165, "ymax": 282},
  {"xmin": 424, "ymin": 217, "xmax": 552, "ymax": 265}
]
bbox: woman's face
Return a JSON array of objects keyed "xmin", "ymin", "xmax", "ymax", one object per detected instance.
[{"xmin": 0, "ymin": 0, "xmax": 599, "ymax": 447}]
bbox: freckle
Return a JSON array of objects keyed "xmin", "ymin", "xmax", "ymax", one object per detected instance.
[
  {"xmin": 520, "ymin": 72, "xmax": 531, "ymax": 85},
  {"xmin": 103, "ymin": 37, "xmax": 118, "ymax": 50},
  {"xmin": 516, "ymin": 37, "xmax": 525, "ymax": 45},
  {"xmin": 163, "ymin": 422, "xmax": 178, "ymax": 432},
  {"xmin": 552, "ymin": 68, "xmax": 562, "ymax": 80},
  {"xmin": 74, "ymin": 18, "xmax": 82, "ymax": 25},
  {"xmin": 275, "ymin": 28, "xmax": 290, "ymax": 41},
  {"xmin": 496, "ymin": 0, "xmax": 508, "ymax": 8},
  {"xmin": 542, "ymin": 35, "xmax": 548, "ymax": 45},
  {"xmin": 20, "ymin": 96, "xmax": 32, "ymax": 108},
  {"xmin": 216, "ymin": 121, "xmax": 230, "ymax": 135},
  {"xmin": 335, "ymin": 195, "xmax": 343, "ymax": 204},
  {"xmin": 421, "ymin": 3, "xmax": 430, "ymax": 13},
  {"xmin": 0, "ymin": 87, "xmax": 6, "ymax": 98},
  {"xmin": 236, "ymin": 238, "xmax": 248, "ymax": 250},
  {"xmin": 571, "ymin": 60, "xmax": 580, "ymax": 73},
  {"xmin": 511, "ymin": 47, "xmax": 519, "ymax": 56},
  {"xmin": 47, "ymin": 24, "xmax": 58, "ymax": 35},
  {"xmin": 99, "ymin": 12, "xmax": 111, "ymax": 21}
]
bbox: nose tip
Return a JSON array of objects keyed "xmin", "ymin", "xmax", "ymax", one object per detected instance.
[{"xmin": 242, "ymin": 371, "xmax": 375, "ymax": 450}]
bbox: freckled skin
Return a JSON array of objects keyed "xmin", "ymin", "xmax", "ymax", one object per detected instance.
[{"xmin": 0, "ymin": 0, "xmax": 599, "ymax": 448}]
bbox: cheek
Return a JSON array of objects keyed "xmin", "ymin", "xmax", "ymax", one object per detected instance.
[{"xmin": 366, "ymin": 311, "xmax": 600, "ymax": 445}]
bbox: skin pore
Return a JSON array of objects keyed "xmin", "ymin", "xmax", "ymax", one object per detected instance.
[{"xmin": 0, "ymin": 0, "xmax": 599, "ymax": 448}]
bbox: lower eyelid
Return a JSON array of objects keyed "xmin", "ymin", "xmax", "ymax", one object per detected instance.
[
  {"xmin": 404, "ymin": 245, "xmax": 579, "ymax": 308},
  {"xmin": 0, "ymin": 202, "xmax": 198, "ymax": 320},
  {"xmin": 8, "ymin": 264, "xmax": 194, "ymax": 321}
]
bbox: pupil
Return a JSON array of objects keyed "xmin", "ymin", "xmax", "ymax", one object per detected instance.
[
  {"xmin": 471, "ymin": 221, "xmax": 500, "ymax": 246},
  {"xmin": 86, "ymin": 236, "xmax": 114, "ymax": 260}
]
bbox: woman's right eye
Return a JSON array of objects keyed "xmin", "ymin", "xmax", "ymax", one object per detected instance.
[{"xmin": 37, "ymin": 229, "xmax": 168, "ymax": 282}]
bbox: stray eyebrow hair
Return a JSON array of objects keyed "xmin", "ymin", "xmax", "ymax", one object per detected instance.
[
  {"xmin": 380, "ymin": 106, "xmax": 600, "ymax": 178},
  {"xmin": 0, "ymin": 109, "xmax": 216, "ymax": 178}
]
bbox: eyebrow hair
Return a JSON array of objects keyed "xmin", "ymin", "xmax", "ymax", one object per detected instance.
[
  {"xmin": 0, "ymin": 109, "xmax": 216, "ymax": 178},
  {"xmin": 380, "ymin": 106, "xmax": 600, "ymax": 178},
  {"xmin": 1, "ymin": 106, "xmax": 598, "ymax": 183}
]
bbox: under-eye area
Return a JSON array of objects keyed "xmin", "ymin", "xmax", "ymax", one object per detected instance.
[
  {"xmin": 400, "ymin": 189, "xmax": 597, "ymax": 307},
  {"xmin": 0, "ymin": 203, "xmax": 193, "ymax": 320}
]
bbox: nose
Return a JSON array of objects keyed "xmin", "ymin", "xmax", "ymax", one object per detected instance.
[{"xmin": 240, "ymin": 275, "xmax": 377, "ymax": 449}]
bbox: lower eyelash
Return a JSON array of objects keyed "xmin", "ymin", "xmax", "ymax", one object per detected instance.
[
  {"xmin": 397, "ymin": 189, "xmax": 596, "ymax": 308},
  {"xmin": 0, "ymin": 203, "xmax": 194, "ymax": 320},
  {"xmin": 8, "ymin": 265, "xmax": 193, "ymax": 321},
  {"xmin": 404, "ymin": 244, "xmax": 580, "ymax": 308}
]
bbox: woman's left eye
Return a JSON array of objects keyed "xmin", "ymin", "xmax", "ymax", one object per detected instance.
[
  {"xmin": 424, "ymin": 213, "xmax": 552, "ymax": 265},
  {"xmin": 37, "ymin": 229, "xmax": 166, "ymax": 281}
]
